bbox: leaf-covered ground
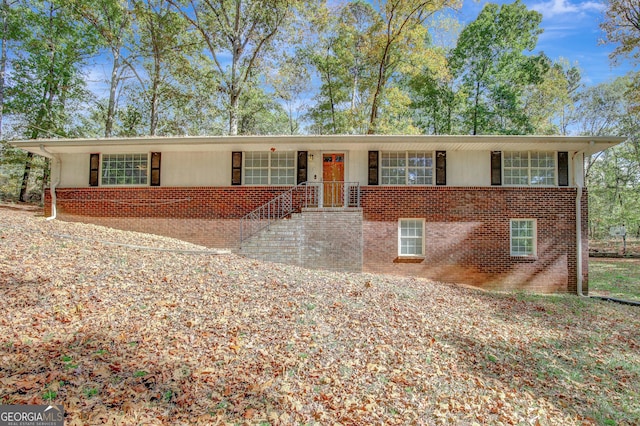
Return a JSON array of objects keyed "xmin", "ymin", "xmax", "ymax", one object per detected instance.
[{"xmin": 1, "ymin": 207, "xmax": 639, "ymax": 425}]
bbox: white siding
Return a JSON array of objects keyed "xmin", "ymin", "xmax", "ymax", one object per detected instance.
[
  {"xmin": 59, "ymin": 154, "xmax": 90, "ymax": 188},
  {"xmin": 447, "ymin": 151, "xmax": 491, "ymax": 186},
  {"xmin": 162, "ymin": 152, "xmax": 229, "ymax": 186},
  {"xmin": 307, "ymin": 151, "xmax": 321, "ymax": 182},
  {"xmin": 348, "ymin": 150, "xmax": 369, "ymax": 185}
]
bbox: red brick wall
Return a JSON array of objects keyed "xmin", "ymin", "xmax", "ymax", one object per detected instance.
[
  {"xmin": 361, "ymin": 186, "xmax": 587, "ymax": 293},
  {"xmin": 45, "ymin": 186, "xmax": 588, "ymax": 293},
  {"xmin": 45, "ymin": 187, "xmax": 292, "ymax": 248}
]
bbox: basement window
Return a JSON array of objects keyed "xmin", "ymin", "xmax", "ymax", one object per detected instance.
[
  {"xmin": 398, "ymin": 219, "xmax": 425, "ymax": 257},
  {"xmin": 101, "ymin": 154, "xmax": 148, "ymax": 185},
  {"xmin": 510, "ymin": 219, "xmax": 537, "ymax": 257}
]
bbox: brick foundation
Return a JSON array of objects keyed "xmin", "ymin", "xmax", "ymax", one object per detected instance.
[
  {"xmin": 45, "ymin": 186, "xmax": 588, "ymax": 293},
  {"xmin": 45, "ymin": 187, "xmax": 293, "ymax": 249},
  {"xmin": 361, "ymin": 186, "xmax": 587, "ymax": 293}
]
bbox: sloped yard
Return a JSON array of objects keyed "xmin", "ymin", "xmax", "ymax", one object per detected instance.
[{"xmin": 0, "ymin": 207, "xmax": 639, "ymax": 425}]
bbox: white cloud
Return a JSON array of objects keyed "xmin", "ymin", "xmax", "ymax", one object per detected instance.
[{"xmin": 531, "ymin": 0, "xmax": 605, "ymax": 19}]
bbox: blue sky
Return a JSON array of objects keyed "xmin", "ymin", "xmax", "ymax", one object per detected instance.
[{"xmin": 456, "ymin": 0, "xmax": 633, "ymax": 85}]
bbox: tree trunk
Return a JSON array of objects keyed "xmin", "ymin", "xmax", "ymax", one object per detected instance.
[
  {"xmin": 105, "ymin": 49, "xmax": 120, "ymax": 138},
  {"xmin": 19, "ymin": 152, "xmax": 33, "ymax": 202},
  {"xmin": 473, "ymin": 81, "xmax": 481, "ymax": 135},
  {"xmin": 229, "ymin": 92, "xmax": 239, "ymax": 136},
  {"xmin": 368, "ymin": 42, "xmax": 391, "ymax": 135},
  {"xmin": 0, "ymin": 0, "xmax": 8, "ymax": 142},
  {"xmin": 149, "ymin": 48, "xmax": 160, "ymax": 136}
]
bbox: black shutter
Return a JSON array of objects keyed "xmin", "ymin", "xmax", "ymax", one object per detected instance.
[
  {"xmin": 89, "ymin": 153, "xmax": 99, "ymax": 186},
  {"xmin": 150, "ymin": 152, "xmax": 161, "ymax": 186},
  {"xmin": 231, "ymin": 152, "xmax": 242, "ymax": 185},
  {"xmin": 436, "ymin": 151, "xmax": 446, "ymax": 185},
  {"xmin": 491, "ymin": 151, "xmax": 502, "ymax": 186},
  {"xmin": 368, "ymin": 151, "xmax": 379, "ymax": 185},
  {"xmin": 297, "ymin": 151, "xmax": 308, "ymax": 184},
  {"xmin": 558, "ymin": 151, "xmax": 569, "ymax": 186}
]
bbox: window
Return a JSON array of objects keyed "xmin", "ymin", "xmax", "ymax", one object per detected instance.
[
  {"xmin": 399, "ymin": 219, "xmax": 425, "ymax": 257},
  {"xmin": 503, "ymin": 151, "xmax": 556, "ymax": 186},
  {"xmin": 244, "ymin": 151, "xmax": 295, "ymax": 185},
  {"xmin": 510, "ymin": 219, "xmax": 536, "ymax": 257},
  {"xmin": 381, "ymin": 152, "xmax": 433, "ymax": 185},
  {"xmin": 101, "ymin": 154, "xmax": 148, "ymax": 185}
]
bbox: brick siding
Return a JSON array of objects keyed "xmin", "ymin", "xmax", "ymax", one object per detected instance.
[
  {"xmin": 45, "ymin": 187, "xmax": 290, "ymax": 248},
  {"xmin": 45, "ymin": 185, "xmax": 587, "ymax": 293},
  {"xmin": 361, "ymin": 186, "xmax": 588, "ymax": 293}
]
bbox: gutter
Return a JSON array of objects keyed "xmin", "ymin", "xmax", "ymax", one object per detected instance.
[{"xmin": 38, "ymin": 144, "xmax": 60, "ymax": 221}]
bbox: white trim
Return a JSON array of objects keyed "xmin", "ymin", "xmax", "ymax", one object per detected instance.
[
  {"xmin": 398, "ymin": 218, "xmax": 425, "ymax": 257},
  {"xmin": 510, "ymin": 219, "xmax": 537, "ymax": 257}
]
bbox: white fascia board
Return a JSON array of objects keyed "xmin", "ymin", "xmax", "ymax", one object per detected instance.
[{"xmin": 9, "ymin": 135, "xmax": 626, "ymax": 156}]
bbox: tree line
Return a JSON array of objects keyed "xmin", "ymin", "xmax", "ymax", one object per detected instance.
[{"xmin": 0, "ymin": 0, "xmax": 639, "ymax": 238}]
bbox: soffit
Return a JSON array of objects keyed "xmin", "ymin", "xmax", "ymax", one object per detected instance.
[{"xmin": 10, "ymin": 134, "xmax": 625, "ymax": 157}]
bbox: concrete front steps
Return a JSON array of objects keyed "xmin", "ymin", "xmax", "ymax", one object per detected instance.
[{"xmin": 239, "ymin": 208, "xmax": 363, "ymax": 272}]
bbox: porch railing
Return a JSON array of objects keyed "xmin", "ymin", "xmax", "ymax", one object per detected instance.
[{"xmin": 239, "ymin": 181, "xmax": 360, "ymax": 243}]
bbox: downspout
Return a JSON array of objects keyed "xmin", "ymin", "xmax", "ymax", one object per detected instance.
[
  {"xmin": 576, "ymin": 181, "xmax": 584, "ymax": 296},
  {"xmin": 574, "ymin": 149, "xmax": 586, "ymax": 297},
  {"xmin": 39, "ymin": 144, "xmax": 59, "ymax": 221}
]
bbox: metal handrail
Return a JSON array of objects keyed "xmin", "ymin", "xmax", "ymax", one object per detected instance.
[{"xmin": 239, "ymin": 181, "xmax": 360, "ymax": 243}]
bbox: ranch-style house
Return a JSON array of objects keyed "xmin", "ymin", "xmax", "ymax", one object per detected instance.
[{"xmin": 11, "ymin": 134, "xmax": 624, "ymax": 294}]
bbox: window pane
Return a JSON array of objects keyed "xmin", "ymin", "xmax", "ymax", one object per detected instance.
[
  {"xmin": 382, "ymin": 152, "xmax": 432, "ymax": 185},
  {"xmin": 270, "ymin": 152, "xmax": 295, "ymax": 185},
  {"xmin": 530, "ymin": 152, "xmax": 555, "ymax": 186},
  {"xmin": 511, "ymin": 220, "xmax": 535, "ymax": 256},
  {"xmin": 399, "ymin": 219, "xmax": 424, "ymax": 256},
  {"xmin": 101, "ymin": 154, "xmax": 148, "ymax": 185}
]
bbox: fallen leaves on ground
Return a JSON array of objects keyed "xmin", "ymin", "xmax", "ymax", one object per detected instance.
[{"xmin": 1, "ymin": 208, "xmax": 639, "ymax": 425}]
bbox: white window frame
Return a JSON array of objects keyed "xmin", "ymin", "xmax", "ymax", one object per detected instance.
[
  {"xmin": 510, "ymin": 219, "xmax": 537, "ymax": 257},
  {"xmin": 381, "ymin": 151, "xmax": 434, "ymax": 185},
  {"xmin": 398, "ymin": 218, "xmax": 425, "ymax": 257},
  {"xmin": 100, "ymin": 153, "xmax": 149, "ymax": 186},
  {"xmin": 503, "ymin": 151, "xmax": 556, "ymax": 186},
  {"xmin": 244, "ymin": 151, "xmax": 295, "ymax": 185}
]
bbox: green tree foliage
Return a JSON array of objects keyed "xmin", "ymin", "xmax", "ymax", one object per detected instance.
[
  {"xmin": 268, "ymin": 52, "xmax": 310, "ymax": 134},
  {"xmin": 449, "ymin": 0, "xmax": 548, "ymax": 135},
  {"xmin": 168, "ymin": 0, "xmax": 302, "ymax": 136},
  {"xmin": 68, "ymin": 0, "xmax": 132, "ymax": 137},
  {"xmin": 130, "ymin": 0, "xmax": 203, "ymax": 136},
  {"xmin": 306, "ymin": 0, "xmax": 455, "ymax": 135},
  {"xmin": 523, "ymin": 59, "xmax": 581, "ymax": 135},
  {"xmin": 367, "ymin": 0, "xmax": 459, "ymax": 134},
  {"xmin": 601, "ymin": 0, "xmax": 640, "ymax": 113},
  {"xmin": 5, "ymin": 0, "xmax": 97, "ymax": 201},
  {"xmin": 304, "ymin": 0, "xmax": 379, "ymax": 134},
  {"xmin": 582, "ymin": 77, "xmax": 640, "ymax": 238}
]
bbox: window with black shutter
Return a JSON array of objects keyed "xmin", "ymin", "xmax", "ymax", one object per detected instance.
[
  {"xmin": 491, "ymin": 151, "xmax": 502, "ymax": 186},
  {"xmin": 558, "ymin": 151, "xmax": 569, "ymax": 186},
  {"xmin": 297, "ymin": 151, "xmax": 308, "ymax": 184},
  {"xmin": 368, "ymin": 151, "xmax": 379, "ymax": 185},
  {"xmin": 436, "ymin": 151, "xmax": 446, "ymax": 185},
  {"xmin": 231, "ymin": 152, "xmax": 242, "ymax": 185},
  {"xmin": 89, "ymin": 153, "xmax": 100, "ymax": 186},
  {"xmin": 150, "ymin": 152, "xmax": 161, "ymax": 186}
]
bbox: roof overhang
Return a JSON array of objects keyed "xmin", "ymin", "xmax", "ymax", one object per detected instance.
[{"xmin": 9, "ymin": 134, "xmax": 626, "ymax": 156}]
